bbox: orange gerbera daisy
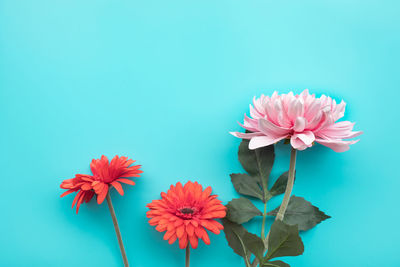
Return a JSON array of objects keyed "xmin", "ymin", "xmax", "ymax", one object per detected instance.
[
  {"xmin": 60, "ymin": 155, "xmax": 142, "ymax": 213},
  {"xmin": 146, "ymin": 181, "xmax": 226, "ymax": 249}
]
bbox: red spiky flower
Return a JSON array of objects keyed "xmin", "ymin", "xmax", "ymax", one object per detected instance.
[
  {"xmin": 60, "ymin": 155, "xmax": 142, "ymax": 267},
  {"xmin": 60, "ymin": 155, "xmax": 142, "ymax": 213},
  {"xmin": 146, "ymin": 181, "xmax": 226, "ymax": 250}
]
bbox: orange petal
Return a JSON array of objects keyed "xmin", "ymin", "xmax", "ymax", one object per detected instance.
[
  {"xmin": 167, "ymin": 223, "xmax": 175, "ymax": 231},
  {"xmin": 186, "ymin": 224, "xmax": 195, "ymax": 236},
  {"xmin": 148, "ymin": 217, "xmax": 161, "ymax": 226},
  {"xmin": 190, "ymin": 220, "xmax": 199, "ymax": 227},
  {"xmin": 201, "ymin": 186, "xmax": 212, "ymax": 200},
  {"xmin": 179, "ymin": 233, "xmax": 188, "ymax": 249},
  {"xmin": 176, "ymin": 224, "xmax": 185, "ymax": 238},
  {"xmin": 212, "ymin": 220, "xmax": 224, "ymax": 230},
  {"xmin": 194, "ymin": 226, "xmax": 206, "ymax": 238},
  {"xmin": 201, "ymin": 211, "xmax": 226, "ymax": 219},
  {"xmin": 174, "ymin": 219, "xmax": 183, "ymax": 227},
  {"xmin": 202, "ymin": 231, "xmax": 210, "ymax": 245},
  {"xmin": 201, "ymin": 220, "xmax": 220, "ymax": 234},
  {"xmin": 163, "ymin": 230, "xmax": 175, "ymax": 240},
  {"xmin": 168, "ymin": 234, "xmax": 177, "ymax": 244},
  {"xmin": 189, "ymin": 235, "xmax": 198, "ymax": 249},
  {"xmin": 156, "ymin": 224, "xmax": 167, "ymax": 232}
]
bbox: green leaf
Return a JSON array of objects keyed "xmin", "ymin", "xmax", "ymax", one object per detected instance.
[
  {"xmin": 267, "ymin": 195, "xmax": 331, "ymax": 231},
  {"xmin": 269, "ymin": 171, "xmax": 289, "ymax": 196},
  {"xmin": 238, "ymin": 139, "xmax": 275, "ymax": 201},
  {"xmin": 242, "ymin": 232, "xmax": 265, "ymax": 261},
  {"xmin": 230, "ymin": 173, "xmax": 264, "ymax": 200},
  {"xmin": 265, "ymin": 220, "xmax": 304, "ymax": 260},
  {"xmin": 226, "ymin": 197, "xmax": 262, "ymax": 224},
  {"xmin": 262, "ymin": 260, "xmax": 290, "ymax": 267},
  {"xmin": 222, "ymin": 219, "xmax": 251, "ymax": 261}
]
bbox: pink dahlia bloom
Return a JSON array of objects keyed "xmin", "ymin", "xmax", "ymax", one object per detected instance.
[{"xmin": 231, "ymin": 90, "xmax": 362, "ymax": 152}]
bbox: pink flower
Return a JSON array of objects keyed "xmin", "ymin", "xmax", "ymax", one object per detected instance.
[{"xmin": 231, "ymin": 90, "xmax": 362, "ymax": 152}]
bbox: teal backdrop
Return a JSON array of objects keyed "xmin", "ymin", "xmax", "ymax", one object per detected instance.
[{"xmin": 1, "ymin": 0, "xmax": 399, "ymax": 266}]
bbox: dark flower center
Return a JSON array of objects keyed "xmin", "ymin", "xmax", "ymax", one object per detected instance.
[{"xmin": 180, "ymin": 207, "xmax": 194, "ymax": 214}]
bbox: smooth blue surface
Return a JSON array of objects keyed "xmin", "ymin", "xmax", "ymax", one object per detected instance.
[{"xmin": 1, "ymin": 0, "xmax": 399, "ymax": 266}]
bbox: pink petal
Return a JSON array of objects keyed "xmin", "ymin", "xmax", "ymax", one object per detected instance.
[
  {"xmin": 304, "ymin": 99, "xmax": 321, "ymax": 121},
  {"xmin": 318, "ymin": 121, "xmax": 363, "ymax": 140},
  {"xmin": 258, "ymin": 118, "xmax": 290, "ymax": 136},
  {"xmin": 291, "ymin": 131, "xmax": 315, "ymax": 150},
  {"xmin": 315, "ymin": 138, "xmax": 359, "ymax": 152},
  {"xmin": 249, "ymin": 135, "xmax": 286, "ymax": 149},
  {"xmin": 290, "ymin": 136, "xmax": 307, "ymax": 150},
  {"xmin": 230, "ymin": 131, "xmax": 263, "ymax": 139},
  {"xmin": 295, "ymin": 131, "xmax": 315, "ymax": 146},
  {"xmin": 293, "ymin": 117, "xmax": 306, "ymax": 132},
  {"xmin": 287, "ymin": 98, "xmax": 304, "ymax": 120},
  {"xmin": 332, "ymin": 100, "xmax": 346, "ymax": 121}
]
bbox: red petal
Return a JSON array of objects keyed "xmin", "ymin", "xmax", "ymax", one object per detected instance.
[
  {"xmin": 75, "ymin": 192, "xmax": 86, "ymax": 214},
  {"xmin": 97, "ymin": 184, "xmax": 109, "ymax": 204},
  {"xmin": 81, "ymin": 183, "xmax": 92, "ymax": 191},
  {"xmin": 84, "ymin": 191, "xmax": 95, "ymax": 203},
  {"xmin": 71, "ymin": 191, "xmax": 83, "ymax": 208},
  {"xmin": 92, "ymin": 182, "xmax": 105, "ymax": 194},
  {"xmin": 111, "ymin": 182, "xmax": 124, "ymax": 196},
  {"xmin": 60, "ymin": 189, "xmax": 75, "ymax": 198},
  {"xmin": 116, "ymin": 178, "xmax": 135, "ymax": 185}
]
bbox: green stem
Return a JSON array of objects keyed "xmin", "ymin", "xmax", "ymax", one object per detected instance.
[
  {"xmin": 251, "ymin": 148, "xmax": 297, "ymax": 267},
  {"xmin": 106, "ymin": 193, "xmax": 129, "ymax": 267},
  {"xmin": 276, "ymin": 148, "xmax": 297, "ymax": 221},
  {"xmin": 261, "ymin": 201, "xmax": 267, "ymax": 240},
  {"xmin": 186, "ymin": 245, "xmax": 190, "ymax": 267}
]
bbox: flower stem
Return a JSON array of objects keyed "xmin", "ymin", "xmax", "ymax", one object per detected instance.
[
  {"xmin": 261, "ymin": 201, "xmax": 267, "ymax": 240},
  {"xmin": 106, "ymin": 192, "xmax": 129, "ymax": 267},
  {"xmin": 251, "ymin": 148, "xmax": 298, "ymax": 267},
  {"xmin": 276, "ymin": 148, "xmax": 297, "ymax": 221},
  {"xmin": 186, "ymin": 245, "xmax": 190, "ymax": 267}
]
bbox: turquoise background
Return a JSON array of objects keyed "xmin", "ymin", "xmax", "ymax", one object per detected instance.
[{"xmin": 1, "ymin": 0, "xmax": 399, "ymax": 266}]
